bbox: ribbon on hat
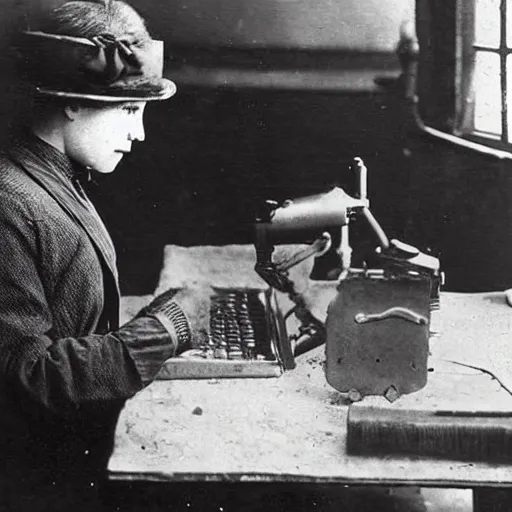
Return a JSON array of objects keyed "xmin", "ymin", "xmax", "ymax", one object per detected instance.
[
  {"xmin": 86, "ymin": 33, "xmax": 143, "ymax": 84},
  {"xmin": 21, "ymin": 31, "xmax": 144, "ymax": 87}
]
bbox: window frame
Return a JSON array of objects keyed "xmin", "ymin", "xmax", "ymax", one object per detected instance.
[{"xmin": 455, "ymin": 0, "xmax": 511, "ymax": 150}]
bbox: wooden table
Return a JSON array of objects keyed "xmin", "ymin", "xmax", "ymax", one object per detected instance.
[{"xmin": 108, "ymin": 291, "xmax": 512, "ymax": 511}]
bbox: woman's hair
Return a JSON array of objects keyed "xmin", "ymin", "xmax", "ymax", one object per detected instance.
[{"xmin": 39, "ymin": 0, "xmax": 151, "ymax": 44}]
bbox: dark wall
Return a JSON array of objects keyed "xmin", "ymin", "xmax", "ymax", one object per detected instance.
[
  {"xmin": 90, "ymin": 81, "xmax": 412, "ymax": 294},
  {"xmin": 0, "ymin": 0, "xmax": 22, "ymax": 144},
  {"xmin": 405, "ymin": 133, "xmax": 512, "ymax": 292},
  {"xmin": 129, "ymin": 0, "xmax": 413, "ymax": 51}
]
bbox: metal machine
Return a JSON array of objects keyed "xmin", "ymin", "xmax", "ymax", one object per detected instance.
[{"xmin": 254, "ymin": 158, "xmax": 441, "ymax": 401}]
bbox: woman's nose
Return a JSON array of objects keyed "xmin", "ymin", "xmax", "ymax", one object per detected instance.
[{"xmin": 128, "ymin": 117, "xmax": 145, "ymax": 142}]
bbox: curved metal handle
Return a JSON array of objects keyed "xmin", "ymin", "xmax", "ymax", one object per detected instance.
[{"xmin": 354, "ymin": 307, "xmax": 427, "ymax": 325}]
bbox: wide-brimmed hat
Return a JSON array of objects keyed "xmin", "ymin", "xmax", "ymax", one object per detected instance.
[{"xmin": 13, "ymin": 1, "xmax": 176, "ymax": 102}]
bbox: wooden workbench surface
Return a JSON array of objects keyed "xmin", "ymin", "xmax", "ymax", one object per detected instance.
[{"xmin": 109, "ymin": 291, "xmax": 512, "ymax": 488}]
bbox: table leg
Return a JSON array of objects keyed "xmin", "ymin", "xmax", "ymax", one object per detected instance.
[{"xmin": 473, "ymin": 488, "xmax": 512, "ymax": 512}]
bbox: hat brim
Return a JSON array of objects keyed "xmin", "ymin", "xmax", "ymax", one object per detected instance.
[{"xmin": 34, "ymin": 78, "xmax": 177, "ymax": 102}]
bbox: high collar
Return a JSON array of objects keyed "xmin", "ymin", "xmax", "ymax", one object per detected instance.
[{"xmin": 10, "ymin": 130, "xmax": 92, "ymax": 184}]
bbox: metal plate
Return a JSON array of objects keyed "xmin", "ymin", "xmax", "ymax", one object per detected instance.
[{"xmin": 325, "ymin": 271, "xmax": 431, "ymax": 398}]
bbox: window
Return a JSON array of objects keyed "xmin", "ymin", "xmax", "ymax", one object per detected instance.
[{"xmin": 456, "ymin": 0, "xmax": 512, "ymax": 147}]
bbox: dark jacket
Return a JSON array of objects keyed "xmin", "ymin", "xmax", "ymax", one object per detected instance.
[{"xmin": 0, "ymin": 133, "xmax": 176, "ymax": 511}]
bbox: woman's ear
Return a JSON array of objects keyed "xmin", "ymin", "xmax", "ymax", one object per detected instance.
[{"xmin": 63, "ymin": 103, "xmax": 81, "ymax": 121}]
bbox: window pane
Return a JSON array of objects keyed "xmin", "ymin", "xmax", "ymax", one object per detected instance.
[
  {"xmin": 475, "ymin": 0, "xmax": 500, "ymax": 48},
  {"xmin": 508, "ymin": 0, "xmax": 512, "ymax": 47},
  {"xmin": 474, "ymin": 51, "xmax": 502, "ymax": 135}
]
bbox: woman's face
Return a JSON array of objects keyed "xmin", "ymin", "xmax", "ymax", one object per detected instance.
[{"xmin": 64, "ymin": 101, "xmax": 147, "ymax": 173}]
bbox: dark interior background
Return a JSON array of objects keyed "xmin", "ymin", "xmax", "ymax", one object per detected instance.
[{"xmin": 0, "ymin": 0, "xmax": 510, "ymax": 295}]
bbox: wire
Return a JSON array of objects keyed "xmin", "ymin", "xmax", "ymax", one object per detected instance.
[{"xmin": 442, "ymin": 358, "xmax": 512, "ymax": 397}]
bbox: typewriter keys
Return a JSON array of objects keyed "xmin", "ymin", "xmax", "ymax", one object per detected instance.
[
  {"xmin": 157, "ymin": 288, "xmax": 290, "ymax": 380},
  {"xmin": 206, "ymin": 291, "xmax": 271, "ymax": 361}
]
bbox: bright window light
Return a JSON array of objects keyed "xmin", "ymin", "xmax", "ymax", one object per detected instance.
[{"xmin": 474, "ymin": 51, "xmax": 501, "ymax": 136}]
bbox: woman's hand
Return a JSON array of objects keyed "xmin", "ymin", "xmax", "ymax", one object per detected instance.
[{"xmin": 139, "ymin": 284, "xmax": 213, "ymax": 351}]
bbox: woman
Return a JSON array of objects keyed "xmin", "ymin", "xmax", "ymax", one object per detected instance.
[{"xmin": 1, "ymin": 1, "xmax": 209, "ymax": 510}]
